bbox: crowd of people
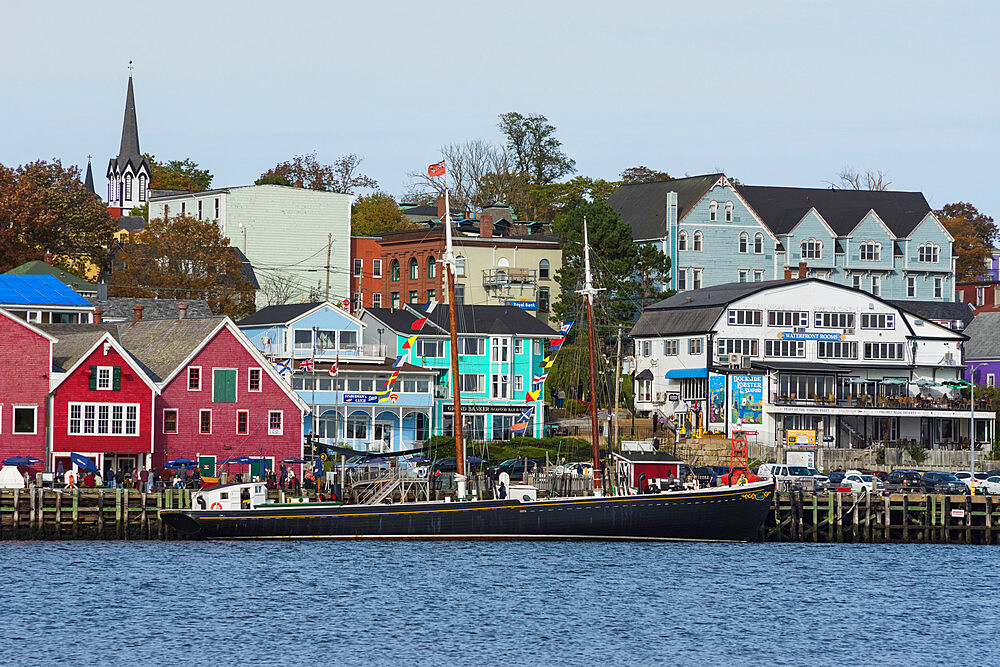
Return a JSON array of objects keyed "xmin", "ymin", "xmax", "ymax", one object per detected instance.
[{"xmin": 47, "ymin": 462, "xmax": 320, "ymax": 494}]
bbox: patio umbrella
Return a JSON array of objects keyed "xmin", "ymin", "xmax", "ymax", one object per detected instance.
[
  {"xmin": 167, "ymin": 457, "xmax": 197, "ymax": 466},
  {"xmin": 881, "ymin": 378, "xmax": 908, "ymax": 384},
  {"xmin": 943, "ymin": 379, "xmax": 971, "ymax": 388},
  {"xmin": 912, "ymin": 378, "xmax": 940, "ymax": 387},
  {"xmin": 406, "ymin": 456, "xmax": 429, "ymax": 463},
  {"xmin": 281, "ymin": 457, "xmax": 306, "ymax": 463},
  {"xmin": 2, "ymin": 456, "xmax": 41, "ymax": 466},
  {"xmin": 466, "ymin": 456, "xmax": 486, "ymax": 464},
  {"xmin": 230, "ymin": 456, "xmax": 254, "ymax": 464},
  {"xmin": 69, "ymin": 453, "xmax": 99, "ymax": 474}
]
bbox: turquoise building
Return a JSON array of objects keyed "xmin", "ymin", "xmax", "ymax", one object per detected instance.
[
  {"xmin": 608, "ymin": 174, "xmax": 955, "ymax": 301},
  {"xmin": 360, "ymin": 305, "xmax": 557, "ymax": 441}
]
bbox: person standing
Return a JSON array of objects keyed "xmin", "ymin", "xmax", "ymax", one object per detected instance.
[
  {"xmin": 279, "ymin": 464, "xmax": 288, "ymax": 490},
  {"xmin": 115, "ymin": 468, "xmax": 125, "ymax": 489},
  {"xmin": 139, "ymin": 467, "xmax": 149, "ymax": 493}
]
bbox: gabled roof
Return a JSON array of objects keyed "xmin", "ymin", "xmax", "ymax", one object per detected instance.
[
  {"xmin": 0, "ymin": 275, "xmax": 93, "ymax": 307},
  {"xmin": 962, "ymin": 312, "xmax": 1000, "ymax": 360},
  {"xmin": 117, "ymin": 216, "xmax": 147, "ymax": 233},
  {"xmin": 237, "ymin": 301, "xmax": 359, "ymax": 327},
  {"xmin": 0, "ymin": 307, "xmax": 58, "ymax": 342},
  {"xmin": 6, "ymin": 262, "xmax": 97, "ymax": 294},
  {"xmin": 887, "ymin": 299, "xmax": 974, "ymax": 328},
  {"xmin": 607, "ymin": 174, "xmax": 723, "ymax": 241},
  {"xmin": 364, "ymin": 306, "xmax": 558, "ymax": 337},
  {"xmin": 115, "ymin": 317, "xmax": 225, "ymax": 382},
  {"xmin": 39, "ymin": 324, "xmax": 122, "ymax": 373},
  {"xmin": 739, "ymin": 186, "xmax": 931, "ymax": 237},
  {"xmin": 88, "ymin": 297, "xmax": 214, "ymax": 322}
]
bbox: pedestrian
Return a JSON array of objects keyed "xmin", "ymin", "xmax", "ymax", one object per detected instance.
[
  {"xmin": 279, "ymin": 464, "xmax": 287, "ymax": 490},
  {"xmin": 556, "ymin": 389, "xmax": 566, "ymax": 409},
  {"xmin": 288, "ymin": 469, "xmax": 298, "ymax": 492},
  {"xmin": 115, "ymin": 468, "xmax": 124, "ymax": 489},
  {"xmin": 105, "ymin": 468, "xmax": 114, "ymax": 488},
  {"xmin": 139, "ymin": 467, "xmax": 150, "ymax": 493},
  {"xmin": 498, "ymin": 481, "xmax": 507, "ymax": 500},
  {"xmin": 94, "ymin": 471, "xmax": 103, "ymax": 487}
]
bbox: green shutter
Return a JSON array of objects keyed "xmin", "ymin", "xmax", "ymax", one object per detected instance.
[
  {"xmin": 88, "ymin": 366, "xmax": 97, "ymax": 391},
  {"xmin": 213, "ymin": 369, "xmax": 237, "ymax": 403},
  {"xmin": 112, "ymin": 366, "xmax": 121, "ymax": 391}
]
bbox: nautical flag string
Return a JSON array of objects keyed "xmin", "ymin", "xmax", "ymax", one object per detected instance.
[
  {"xmin": 410, "ymin": 299, "xmax": 439, "ymax": 331},
  {"xmin": 532, "ymin": 373, "xmax": 548, "ymax": 386},
  {"xmin": 298, "ymin": 358, "xmax": 314, "ymax": 372},
  {"xmin": 275, "ymin": 359, "xmax": 291, "ymax": 374},
  {"xmin": 559, "ymin": 321, "xmax": 573, "ymax": 335},
  {"xmin": 386, "ymin": 370, "xmax": 400, "ymax": 388},
  {"xmin": 549, "ymin": 336, "xmax": 566, "ymax": 351},
  {"xmin": 510, "ymin": 406, "xmax": 534, "ymax": 432},
  {"xmin": 402, "ymin": 335, "xmax": 417, "ymax": 350},
  {"xmin": 526, "ymin": 389, "xmax": 540, "ymax": 402},
  {"xmin": 392, "ymin": 354, "xmax": 407, "ymax": 369}
]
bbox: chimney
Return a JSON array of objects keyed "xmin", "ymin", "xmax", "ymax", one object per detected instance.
[
  {"xmin": 178, "ymin": 301, "xmax": 189, "ymax": 320},
  {"xmin": 784, "ymin": 268, "xmax": 793, "ymax": 280},
  {"xmin": 132, "ymin": 304, "xmax": 143, "ymax": 324},
  {"xmin": 295, "ymin": 180, "xmax": 303, "ymax": 188},
  {"xmin": 93, "ymin": 308, "xmax": 103, "ymax": 324},
  {"xmin": 436, "ymin": 194, "xmax": 447, "ymax": 220},
  {"xmin": 480, "ymin": 214, "xmax": 493, "ymax": 239},
  {"xmin": 798, "ymin": 261, "xmax": 808, "ymax": 279},
  {"xmin": 43, "ymin": 252, "xmax": 53, "ymax": 265}
]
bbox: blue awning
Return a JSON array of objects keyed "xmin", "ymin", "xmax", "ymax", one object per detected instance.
[{"xmin": 665, "ymin": 368, "xmax": 708, "ymax": 379}]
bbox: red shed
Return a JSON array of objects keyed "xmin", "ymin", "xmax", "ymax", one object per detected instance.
[
  {"xmin": 0, "ymin": 308, "xmax": 55, "ymax": 474},
  {"xmin": 613, "ymin": 447, "xmax": 682, "ymax": 492}
]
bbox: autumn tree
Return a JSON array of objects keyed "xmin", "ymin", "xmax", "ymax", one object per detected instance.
[
  {"xmin": 498, "ymin": 112, "xmax": 576, "ymax": 186},
  {"xmin": 620, "ymin": 166, "xmax": 672, "ymax": 184},
  {"xmin": 936, "ymin": 202, "xmax": 998, "ymax": 281},
  {"xmin": 110, "ymin": 215, "xmax": 255, "ymax": 318},
  {"xmin": 351, "ymin": 192, "xmax": 415, "ymax": 236},
  {"xmin": 257, "ymin": 152, "xmax": 377, "ymax": 195},
  {"xmin": 0, "ymin": 160, "xmax": 115, "ymax": 273},
  {"xmin": 144, "ymin": 154, "xmax": 213, "ymax": 191}
]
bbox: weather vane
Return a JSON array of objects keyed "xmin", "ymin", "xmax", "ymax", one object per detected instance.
[{"xmin": 128, "ymin": 60, "xmax": 134, "ymax": 73}]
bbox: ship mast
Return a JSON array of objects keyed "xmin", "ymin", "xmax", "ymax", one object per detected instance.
[
  {"xmin": 578, "ymin": 216, "xmax": 604, "ymax": 494},
  {"xmin": 443, "ymin": 186, "xmax": 467, "ymax": 498}
]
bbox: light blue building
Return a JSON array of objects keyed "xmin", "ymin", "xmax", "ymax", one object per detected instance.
[
  {"xmin": 237, "ymin": 302, "xmax": 435, "ymax": 452},
  {"xmin": 360, "ymin": 305, "xmax": 557, "ymax": 441},
  {"xmin": 608, "ymin": 174, "xmax": 955, "ymax": 301}
]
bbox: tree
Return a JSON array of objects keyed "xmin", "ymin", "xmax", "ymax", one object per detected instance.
[
  {"xmin": 527, "ymin": 176, "xmax": 620, "ymax": 223},
  {"xmin": 144, "ymin": 154, "xmax": 213, "ymax": 191},
  {"xmin": 620, "ymin": 166, "xmax": 672, "ymax": 184},
  {"xmin": 0, "ymin": 159, "xmax": 115, "ymax": 273},
  {"xmin": 498, "ymin": 112, "xmax": 576, "ymax": 186},
  {"xmin": 257, "ymin": 152, "xmax": 377, "ymax": 195},
  {"xmin": 836, "ymin": 167, "xmax": 891, "ymax": 191},
  {"xmin": 109, "ymin": 215, "xmax": 255, "ymax": 318},
  {"xmin": 936, "ymin": 202, "xmax": 998, "ymax": 282},
  {"xmin": 259, "ymin": 272, "xmax": 300, "ymax": 306},
  {"xmin": 407, "ymin": 140, "xmax": 520, "ymax": 215},
  {"xmin": 352, "ymin": 192, "xmax": 416, "ymax": 236}
]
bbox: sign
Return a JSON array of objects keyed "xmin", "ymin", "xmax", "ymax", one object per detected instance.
[
  {"xmin": 786, "ymin": 429, "xmax": 816, "ymax": 446},
  {"xmin": 443, "ymin": 404, "xmax": 530, "ymax": 415},
  {"xmin": 731, "ymin": 375, "xmax": 763, "ymax": 425},
  {"xmin": 708, "ymin": 375, "xmax": 725, "ymax": 426},
  {"xmin": 343, "ymin": 393, "xmax": 379, "ymax": 404},
  {"xmin": 505, "ymin": 300, "xmax": 537, "ymax": 311},
  {"xmin": 622, "ymin": 356, "xmax": 636, "ymax": 375},
  {"xmin": 777, "ymin": 331, "xmax": 845, "ymax": 341},
  {"xmin": 823, "ymin": 435, "xmax": 835, "ymax": 443},
  {"xmin": 667, "ymin": 393, "xmax": 680, "ymax": 402},
  {"xmin": 951, "ymin": 508, "xmax": 966, "ymax": 519}
]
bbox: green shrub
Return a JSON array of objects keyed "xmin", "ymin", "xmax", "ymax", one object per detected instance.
[
  {"xmin": 563, "ymin": 398, "xmax": 588, "ymax": 415},
  {"xmin": 904, "ymin": 442, "xmax": 927, "ymax": 464}
]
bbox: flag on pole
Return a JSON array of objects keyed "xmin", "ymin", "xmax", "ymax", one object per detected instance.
[
  {"xmin": 392, "ymin": 354, "xmax": 406, "ymax": 369},
  {"xmin": 510, "ymin": 420, "xmax": 529, "ymax": 433},
  {"xmin": 560, "ymin": 321, "xmax": 573, "ymax": 334},
  {"xmin": 328, "ymin": 355, "xmax": 339, "ymax": 377},
  {"xmin": 275, "ymin": 359, "xmax": 291, "ymax": 374},
  {"xmin": 510, "ymin": 407, "xmax": 533, "ymax": 432},
  {"xmin": 540, "ymin": 355, "xmax": 551, "ymax": 368},
  {"xmin": 402, "ymin": 335, "xmax": 417, "ymax": 350},
  {"xmin": 532, "ymin": 373, "xmax": 548, "ymax": 386},
  {"xmin": 549, "ymin": 337, "xmax": 565, "ymax": 350},
  {"xmin": 428, "ymin": 161, "xmax": 446, "ymax": 177},
  {"xmin": 298, "ymin": 358, "xmax": 314, "ymax": 372},
  {"xmin": 544, "ymin": 357, "xmax": 554, "ymax": 370}
]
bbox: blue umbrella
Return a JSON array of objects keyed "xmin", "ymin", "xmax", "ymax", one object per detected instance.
[
  {"xmin": 2, "ymin": 456, "xmax": 41, "ymax": 466},
  {"xmin": 167, "ymin": 457, "xmax": 197, "ymax": 466},
  {"xmin": 281, "ymin": 457, "xmax": 306, "ymax": 463},
  {"xmin": 230, "ymin": 456, "xmax": 254, "ymax": 464},
  {"xmin": 70, "ymin": 453, "xmax": 99, "ymax": 474}
]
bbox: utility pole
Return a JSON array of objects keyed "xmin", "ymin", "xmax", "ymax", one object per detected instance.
[{"xmin": 325, "ymin": 233, "xmax": 332, "ymax": 302}]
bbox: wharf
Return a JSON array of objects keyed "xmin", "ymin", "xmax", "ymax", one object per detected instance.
[{"xmin": 762, "ymin": 491, "xmax": 1000, "ymax": 544}]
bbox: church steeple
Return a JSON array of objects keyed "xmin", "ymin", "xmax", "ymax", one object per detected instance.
[
  {"xmin": 106, "ymin": 63, "xmax": 150, "ymax": 216},
  {"xmin": 84, "ymin": 157, "xmax": 95, "ymax": 195},
  {"xmin": 117, "ymin": 71, "xmax": 141, "ymax": 167}
]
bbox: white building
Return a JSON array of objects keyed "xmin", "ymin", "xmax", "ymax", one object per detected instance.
[{"xmin": 630, "ymin": 278, "xmax": 994, "ymax": 451}]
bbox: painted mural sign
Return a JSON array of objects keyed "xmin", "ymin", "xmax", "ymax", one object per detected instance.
[
  {"xmin": 708, "ymin": 374, "xmax": 725, "ymax": 425},
  {"xmin": 731, "ymin": 375, "xmax": 763, "ymax": 425}
]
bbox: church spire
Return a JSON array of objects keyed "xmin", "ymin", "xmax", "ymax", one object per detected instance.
[
  {"xmin": 118, "ymin": 65, "xmax": 140, "ymax": 166},
  {"xmin": 84, "ymin": 156, "xmax": 95, "ymax": 195}
]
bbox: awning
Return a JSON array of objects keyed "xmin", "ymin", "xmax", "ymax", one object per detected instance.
[
  {"xmin": 665, "ymin": 368, "xmax": 707, "ymax": 379},
  {"xmin": 635, "ymin": 369, "xmax": 654, "ymax": 381}
]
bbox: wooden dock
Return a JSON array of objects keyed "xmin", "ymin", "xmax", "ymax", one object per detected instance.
[{"xmin": 762, "ymin": 492, "xmax": 1000, "ymax": 544}]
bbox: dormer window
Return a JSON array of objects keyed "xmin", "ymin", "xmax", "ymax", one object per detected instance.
[
  {"xmin": 918, "ymin": 242, "xmax": 940, "ymax": 263},
  {"xmin": 709, "ymin": 201, "xmax": 718, "ymax": 222},
  {"xmin": 678, "ymin": 230, "xmax": 688, "ymax": 251},
  {"xmin": 724, "ymin": 201, "xmax": 734, "ymax": 222},
  {"xmin": 801, "ymin": 238, "xmax": 822, "ymax": 260},
  {"xmin": 859, "ymin": 241, "xmax": 881, "ymax": 262}
]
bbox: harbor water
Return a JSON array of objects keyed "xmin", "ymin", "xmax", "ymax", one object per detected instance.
[{"xmin": 0, "ymin": 541, "xmax": 994, "ymax": 666}]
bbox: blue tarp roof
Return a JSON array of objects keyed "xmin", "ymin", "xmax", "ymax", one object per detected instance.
[
  {"xmin": 0, "ymin": 275, "xmax": 92, "ymax": 306},
  {"xmin": 665, "ymin": 368, "xmax": 707, "ymax": 379}
]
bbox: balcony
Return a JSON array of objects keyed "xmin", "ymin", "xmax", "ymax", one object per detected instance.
[
  {"xmin": 770, "ymin": 392, "xmax": 993, "ymax": 413},
  {"xmin": 482, "ymin": 268, "xmax": 536, "ymax": 287},
  {"xmin": 288, "ymin": 343, "xmax": 387, "ymax": 359}
]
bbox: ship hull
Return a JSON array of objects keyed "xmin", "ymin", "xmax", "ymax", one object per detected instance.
[{"xmin": 161, "ymin": 481, "xmax": 774, "ymax": 542}]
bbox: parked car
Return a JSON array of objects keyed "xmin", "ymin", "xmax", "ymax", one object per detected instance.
[
  {"xmin": 953, "ymin": 471, "xmax": 991, "ymax": 491},
  {"xmin": 826, "ymin": 471, "xmax": 847, "ymax": 486},
  {"xmin": 982, "ymin": 476, "xmax": 1000, "ymax": 495},
  {"xmin": 843, "ymin": 471, "xmax": 878, "ymax": 494},
  {"xmin": 489, "ymin": 458, "xmax": 544, "ymax": 481},
  {"xmin": 884, "ymin": 469, "xmax": 924, "ymax": 493},
  {"xmin": 920, "ymin": 471, "xmax": 968, "ymax": 494},
  {"xmin": 757, "ymin": 464, "xmax": 816, "ymax": 489},
  {"xmin": 806, "ymin": 468, "xmax": 829, "ymax": 484},
  {"xmin": 563, "ymin": 462, "xmax": 593, "ymax": 477}
]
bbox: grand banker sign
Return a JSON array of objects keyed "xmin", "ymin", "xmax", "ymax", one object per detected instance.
[{"xmin": 443, "ymin": 404, "xmax": 530, "ymax": 415}]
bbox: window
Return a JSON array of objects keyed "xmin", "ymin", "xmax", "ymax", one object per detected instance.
[
  {"xmin": 373, "ymin": 259, "xmax": 382, "ymax": 278},
  {"xmin": 346, "ymin": 413, "xmax": 368, "ymax": 439},
  {"xmin": 391, "ymin": 292, "xmax": 400, "ymax": 308},
  {"xmin": 728, "ymin": 309, "xmax": 762, "ymax": 326},
  {"xmin": 709, "ymin": 201, "xmax": 718, "ymax": 222},
  {"xmin": 139, "ymin": 175, "xmax": 147, "ymax": 202},
  {"xmin": 459, "ymin": 374, "xmax": 484, "ymax": 392},
  {"xmin": 977, "ymin": 286, "xmax": 985, "ymax": 306},
  {"xmin": 92, "ymin": 366, "xmax": 119, "ymax": 391},
  {"xmin": 871, "ymin": 275, "xmax": 880, "ymax": 297},
  {"xmin": 454, "ymin": 284, "xmax": 465, "ymax": 304},
  {"xmin": 108, "ymin": 182, "xmax": 113, "ymax": 201},
  {"xmin": 768, "ymin": 311, "xmax": 809, "ymax": 327},
  {"xmin": 409, "ymin": 258, "xmax": 419, "ymax": 280},
  {"xmin": 456, "ymin": 256, "xmax": 467, "ymax": 276},
  {"xmin": 853, "ymin": 275, "xmax": 862, "ymax": 290},
  {"xmin": 492, "ymin": 415, "xmax": 518, "ymax": 441},
  {"xmin": 817, "ymin": 341, "xmax": 858, "ymax": 359},
  {"xmin": 236, "ymin": 410, "xmax": 249, "ymax": 435},
  {"xmin": 864, "ymin": 342, "xmax": 905, "ymax": 360},
  {"xmin": 416, "ymin": 339, "xmax": 444, "ymax": 358},
  {"xmin": 859, "ymin": 241, "xmax": 880, "ymax": 262},
  {"xmin": 214, "ymin": 197, "xmax": 219, "ymax": 218},
  {"xmin": 907, "ymin": 276, "xmax": 916, "ymax": 298},
  {"xmin": 539, "ymin": 259, "xmax": 550, "ymax": 279},
  {"xmin": 409, "ymin": 291, "xmax": 419, "ymax": 304},
  {"xmin": 738, "ymin": 269, "xmax": 748, "ymax": 283},
  {"xmin": 693, "ymin": 231, "xmax": 703, "ymax": 252},
  {"xmin": 69, "ymin": 403, "xmax": 138, "ymax": 436},
  {"xmin": 641, "ymin": 340, "xmax": 651, "ymax": 357},
  {"xmin": 125, "ymin": 173, "xmax": 132, "ymax": 200},
  {"xmin": 538, "ymin": 286, "xmax": 550, "ymax": 312},
  {"xmin": 268, "ymin": 411, "xmax": 283, "ymax": 435},
  {"xmin": 514, "ymin": 375, "xmax": 524, "ymax": 392},
  {"xmin": 390, "ymin": 260, "xmax": 400, "ymax": 281},
  {"xmin": 677, "ymin": 269, "xmax": 687, "ymax": 290},
  {"xmin": 492, "ymin": 337, "xmax": 510, "ymax": 362},
  {"xmin": 187, "ymin": 367, "xmax": 201, "ymax": 391},
  {"xmin": 213, "ymin": 368, "xmax": 237, "ymax": 403},
  {"xmin": 180, "ymin": 201, "xmax": 186, "ymax": 216},
  {"xmin": 163, "ymin": 409, "xmax": 178, "ymax": 434},
  {"xmin": 689, "ymin": 338, "xmax": 703, "ymax": 355},
  {"xmin": 934, "ymin": 277, "xmax": 943, "ymax": 299},
  {"xmin": 861, "ymin": 313, "xmax": 895, "ymax": 329},
  {"xmin": 199, "ymin": 410, "xmax": 212, "ymax": 434},
  {"xmin": 459, "ymin": 337, "xmax": 487, "ymax": 355},
  {"xmin": 801, "ymin": 238, "xmax": 822, "ymax": 260},
  {"xmin": 988, "ymin": 374, "xmax": 996, "ymax": 388},
  {"xmin": 753, "ymin": 270, "xmax": 764, "ymax": 282},
  {"xmin": 248, "ymin": 367, "xmax": 262, "ymax": 392},
  {"xmin": 197, "ymin": 200, "xmax": 203, "ymax": 220},
  {"xmin": 815, "ymin": 312, "xmax": 855, "ymax": 329},
  {"xmin": 372, "ymin": 292, "xmax": 382, "ymax": 308},
  {"xmin": 717, "ymin": 339, "xmax": 759, "ymax": 357},
  {"xmin": 725, "ymin": 201, "xmax": 734, "ymax": 222},
  {"xmin": 918, "ymin": 243, "xmax": 940, "ymax": 263},
  {"xmin": 765, "ymin": 340, "xmax": 805, "ymax": 358},
  {"xmin": 754, "ymin": 233, "xmax": 764, "ymax": 254},
  {"xmin": 663, "ymin": 340, "xmax": 678, "ymax": 355},
  {"xmin": 353, "ymin": 258, "xmax": 363, "ymax": 277},
  {"xmin": 738, "ymin": 232, "xmax": 748, "ymax": 253},
  {"xmin": 678, "ymin": 230, "xmax": 688, "ymax": 251},
  {"xmin": 13, "ymin": 406, "xmax": 36, "ymax": 434},
  {"xmin": 491, "ymin": 374, "xmax": 510, "ymax": 399},
  {"xmin": 427, "ymin": 257, "xmax": 436, "ymax": 279},
  {"xmin": 693, "ymin": 268, "xmax": 703, "ymax": 289},
  {"xmin": 514, "ymin": 339, "xmax": 524, "ymax": 355}
]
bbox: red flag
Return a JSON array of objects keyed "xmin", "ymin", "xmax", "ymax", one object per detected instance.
[
  {"xmin": 411, "ymin": 316, "xmax": 428, "ymax": 331},
  {"xmin": 428, "ymin": 161, "xmax": 445, "ymax": 177}
]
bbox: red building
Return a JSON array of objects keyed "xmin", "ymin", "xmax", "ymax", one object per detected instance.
[
  {"xmin": 957, "ymin": 281, "xmax": 1000, "ymax": 314},
  {"xmin": 350, "ymin": 236, "xmax": 384, "ymax": 311},
  {"xmin": 44, "ymin": 326, "xmax": 159, "ymax": 476},
  {"xmin": 0, "ymin": 309, "xmax": 55, "ymax": 472},
  {"xmin": 118, "ymin": 317, "xmax": 308, "ymax": 478}
]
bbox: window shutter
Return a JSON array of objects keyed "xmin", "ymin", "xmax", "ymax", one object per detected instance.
[
  {"xmin": 112, "ymin": 367, "xmax": 122, "ymax": 391},
  {"xmin": 88, "ymin": 366, "xmax": 97, "ymax": 391}
]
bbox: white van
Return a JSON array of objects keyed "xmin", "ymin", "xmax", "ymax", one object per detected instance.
[{"xmin": 757, "ymin": 463, "xmax": 815, "ymax": 490}]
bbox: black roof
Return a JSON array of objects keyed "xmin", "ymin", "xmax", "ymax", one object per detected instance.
[
  {"xmin": 607, "ymin": 174, "xmax": 722, "ymax": 241},
  {"xmin": 84, "ymin": 161, "xmax": 95, "ymax": 194},
  {"xmin": 613, "ymin": 451, "xmax": 682, "ymax": 463},
  {"xmin": 88, "ymin": 297, "xmax": 214, "ymax": 322},
  {"xmin": 117, "ymin": 216, "xmax": 147, "ymax": 233},
  {"xmin": 237, "ymin": 302, "xmax": 323, "ymax": 326},
  {"xmin": 739, "ymin": 186, "xmax": 932, "ymax": 237},
  {"xmin": 887, "ymin": 299, "xmax": 974, "ymax": 327},
  {"xmin": 645, "ymin": 279, "xmax": 792, "ymax": 311},
  {"xmin": 232, "ymin": 248, "xmax": 260, "ymax": 290},
  {"xmin": 364, "ymin": 305, "xmax": 557, "ymax": 337}
]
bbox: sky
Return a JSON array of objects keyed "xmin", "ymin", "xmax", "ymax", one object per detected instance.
[{"xmin": 1, "ymin": 0, "xmax": 998, "ymax": 218}]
